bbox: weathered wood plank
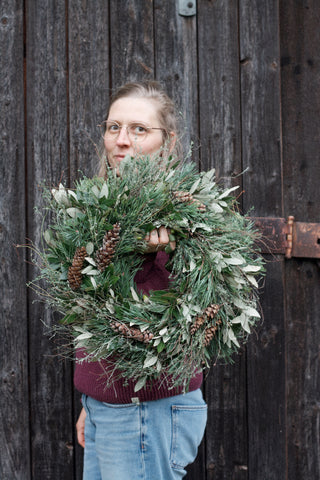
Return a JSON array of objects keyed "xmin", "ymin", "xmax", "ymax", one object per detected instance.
[
  {"xmin": 153, "ymin": 4, "xmax": 200, "ymax": 478},
  {"xmin": 110, "ymin": 0, "xmax": 154, "ymax": 87},
  {"xmin": 198, "ymin": 0, "xmax": 242, "ymax": 184},
  {"xmin": 204, "ymin": 357, "xmax": 248, "ymax": 480},
  {"xmin": 154, "ymin": 0, "xmax": 199, "ymax": 164},
  {"xmin": 246, "ymin": 258, "xmax": 286, "ymax": 479},
  {"xmin": 285, "ymin": 260, "xmax": 320, "ymax": 479},
  {"xmin": 25, "ymin": 1, "xmax": 74, "ymax": 478},
  {"xmin": 67, "ymin": 3, "xmax": 111, "ymax": 477},
  {"xmin": 280, "ymin": 1, "xmax": 320, "ymax": 478},
  {"xmin": 240, "ymin": 0, "xmax": 283, "ymax": 217},
  {"xmin": 239, "ymin": 1, "xmax": 286, "ymax": 479},
  {"xmin": 68, "ymin": 1, "xmax": 110, "ymax": 185},
  {"xmin": 0, "ymin": 2, "xmax": 30, "ymax": 479},
  {"xmin": 280, "ymin": 0, "xmax": 320, "ymax": 222},
  {"xmin": 197, "ymin": 2, "xmax": 247, "ymax": 479}
]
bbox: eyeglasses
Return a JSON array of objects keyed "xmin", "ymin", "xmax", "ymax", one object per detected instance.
[{"xmin": 100, "ymin": 121, "xmax": 167, "ymax": 142}]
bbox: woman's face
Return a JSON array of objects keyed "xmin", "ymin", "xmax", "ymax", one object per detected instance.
[{"xmin": 104, "ymin": 97, "xmax": 165, "ymax": 170}]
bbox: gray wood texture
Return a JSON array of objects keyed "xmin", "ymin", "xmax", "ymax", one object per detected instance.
[
  {"xmin": 68, "ymin": 1, "xmax": 111, "ymax": 183},
  {"xmin": 280, "ymin": 1, "xmax": 320, "ymax": 478},
  {"xmin": 239, "ymin": 2, "xmax": 286, "ymax": 479},
  {"xmin": 1, "ymin": 1, "xmax": 319, "ymax": 479},
  {"xmin": 197, "ymin": 2, "xmax": 247, "ymax": 479},
  {"xmin": 25, "ymin": 1, "xmax": 74, "ymax": 478},
  {"xmin": 0, "ymin": 1, "xmax": 30, "ymax": 479},
  {"xmin": 154, "ymin": 0, "xmax": 199, "ymax": 162}
]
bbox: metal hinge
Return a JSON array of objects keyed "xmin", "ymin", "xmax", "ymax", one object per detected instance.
[{"xmin": 253, "ymin": 216, "xmax": 320, "ymax": 259}]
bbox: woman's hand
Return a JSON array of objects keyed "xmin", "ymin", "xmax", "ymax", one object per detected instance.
[
  {"xmin": 144, "ymin": 226, "xmax": 176, "ymax": 253},
  {"xmin": 76, "ymin": 407, "xmax": 86, "ymax": 448}
]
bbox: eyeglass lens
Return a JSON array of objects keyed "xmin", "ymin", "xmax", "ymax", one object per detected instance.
[{"xmin": 104, "ymin": 122, "xmax": 149, "ymax": 141}]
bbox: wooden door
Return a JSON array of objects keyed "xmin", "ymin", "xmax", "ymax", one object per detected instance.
[{"xmin": 1, "ymin": 1, "xmax": 319, "ymax": 479}]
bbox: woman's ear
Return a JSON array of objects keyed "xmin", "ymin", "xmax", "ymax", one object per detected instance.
[
  {"xmin": 168, "ymin": 131, "xmax": 177, "ymax": 153},
  {"xmin": 159, "ymin": 132, "xmax": 177, "ymax": 158}
]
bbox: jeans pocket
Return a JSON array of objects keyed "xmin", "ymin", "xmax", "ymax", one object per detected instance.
[
  {"xmin": 170, "ymin": 404, "xmax": 207, "ymax": 470},
  {"xmin": 102, "ymin": 401, "xmax": 138, "ymax": 409}
]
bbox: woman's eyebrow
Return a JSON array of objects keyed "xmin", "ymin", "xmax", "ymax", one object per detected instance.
[{"xmin": 107, "ymin": 119, "xmax": 147, "ymax": 124}]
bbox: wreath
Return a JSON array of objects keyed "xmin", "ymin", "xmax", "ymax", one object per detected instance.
[{"xmin": 32, "ymin": 154, "xmax": 265, "ymax": 391}]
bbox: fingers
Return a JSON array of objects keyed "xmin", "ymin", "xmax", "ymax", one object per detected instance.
[
  {"xmin": 146, "ymin": 228, "xmax": 161, "ymax": 247},
  {"xmin": 144, "ymin": 227, "xmax": 175, "ymax": 252},
  {"xmin": 76, "ymin": 407, "xmax": 86, "ymax": 448},
  {"xmin": 169, "ymin": 239, "xmax": 176, "ymax": 251},
  {"xmin": 149, "ymin": 226, "xmax": 168, "ymax": 246},
  {"xmin": 158, "ymin": 226, "xmax": 170, "ymax": 245}
]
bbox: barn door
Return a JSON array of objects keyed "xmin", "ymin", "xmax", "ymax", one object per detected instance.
[{"xmin": 1, "ymin": 1, "xmax": 320, "ymax": 480}]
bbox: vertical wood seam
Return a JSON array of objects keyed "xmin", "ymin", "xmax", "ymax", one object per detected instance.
[
  {"xmin": 65, "ymin": 0, "xmax": 71, "ymax": 188},
  {"xmin": 23, "ymin": 0, "xmax": 33, "ymax": 477},
  {"xmin": 195, "ymin": 0, "xmax": 201, "ymax": 172},
  {"xmin": 237, "ymin": 0, "xmax": 244, "ymax": 184},
  {"xmin": 64, "ymin": 4, "xmax": 76, "ymax": 474},
  {"xmin": 152, "ymin": 0, "xmax": 157, "ymax": 79},
  {"xmin": 276, "ymin": 1, "xmax": 288, "ymax": 478},
  {"xmin": 237, "ymin": 2, "xmax": 249, "ymax": 476},
  {"xmin": 108, "ymin": 0, "xmax": 112, "ymax": 97},
  {"xmin": 194, "ymin": 11, "xmax": 206, "ymax": 476}
]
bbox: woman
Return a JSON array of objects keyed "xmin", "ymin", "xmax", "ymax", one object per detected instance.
[{"xmin": 75, "ymin": 81, "xmax": 207, "ymax": 480}]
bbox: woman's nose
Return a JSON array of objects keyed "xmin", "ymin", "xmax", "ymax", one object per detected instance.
[{"xmin": 116, "ymin": 126, "xmax": 131, "ymax": 146}]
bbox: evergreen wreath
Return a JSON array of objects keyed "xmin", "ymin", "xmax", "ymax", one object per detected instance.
[{"xmin": 32, "ymin": 154, "xmax": 265, "ymax": 392}]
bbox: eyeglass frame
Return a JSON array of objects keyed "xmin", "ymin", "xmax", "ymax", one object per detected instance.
[{"xmin": 99, "ymin": 120, "xmax": 168, "ymax": 143}]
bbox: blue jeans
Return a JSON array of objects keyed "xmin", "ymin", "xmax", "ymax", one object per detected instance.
[{"xmin": 82, "ymin": 389, "xmax": 207, "ymax": 480}]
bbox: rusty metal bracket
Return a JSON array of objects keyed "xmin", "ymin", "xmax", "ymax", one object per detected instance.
[
  {"xmin": 291, "ymin": 220, "xmax": 320, "ymax": 259},
  {"xmin": 252, "ymin": 216, "xmax": 320, "ymax": 259},
  {"xmin": 252, "ymin": 217, "xmax": 290, "ymax": 255}
]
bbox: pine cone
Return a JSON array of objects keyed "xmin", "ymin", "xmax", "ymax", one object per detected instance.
[
  {"xmin": 173, "ymin": 190, "xmax": 194, "ymax": 203},
  {"xmin": 204, "ymin": 304, "xmax": 220, "ymax": 318},
  {"xmin": 190, "ymin": 316, "xmax": 205, "ymax": 335},
  {"xmin": 68, "ymin": 246, "xmax": 87, "ymax": 290},
  {"xmin": 173, "ymin": 190, "xmax": 206, "ymax": 212},
  {"xmin": 95, "ymin": 223, "xmax": 121, "ymax": 272},
  {"xmin": 110, "ymin": 321, "xmax": 154, "ymax": 344},
  {"xmin": 190, "ymin": 304, "xmax": 220, "ymax": 335},
  {"xmin": 204, "ymin": 319, "xmax": 222, "ymax": 346}
]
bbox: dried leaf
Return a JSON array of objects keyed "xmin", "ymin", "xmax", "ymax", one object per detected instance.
[
  {"xmin": 143, "ymin": 355, "xmax": 158, "ymax": 368},
  {"xmin": 134, "ymin": 376, "xmax": 147, "ymax": 392}
]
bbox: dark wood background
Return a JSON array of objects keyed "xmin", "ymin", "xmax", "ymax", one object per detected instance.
[{"xmin": 1, "ymin": 1, "xmax": 319, "ymax": 479}]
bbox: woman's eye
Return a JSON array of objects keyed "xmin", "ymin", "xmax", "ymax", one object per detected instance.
[
  {"xmin": 107, "ymin": 123, "xmax": 120, "ymax": 132},
  {"xmin": 131, "ymin": 124, "xmax": 147, "ymax": 135}
]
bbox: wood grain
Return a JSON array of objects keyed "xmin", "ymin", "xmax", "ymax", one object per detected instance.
[
  {"xmin": 280, "ymin": 1, "xmax": 320, "ymax": 478},
  {"xmin": 68, "ymin": 1, "xmax": 111, "ymax": 184},
  {"xmin": 197, "ymin": 2, "xmax": 248, "ymax": 479},
  {"xmin": 67, "ymin": 5, "xmax": 111, "ymax": 476},
  {"xmin": 0, "ymin": 1, "xmax": 30, "ymax": 478},
  {"xmin": 154, "ymin": 0, "xmax": 199, "ymax": 163},
  {"xmin": 110, "ymin": 0, "xmax": 155, "ymax": 86},
  {"xmin": 2, "ymin": 0, "xmax": 320, "ymax": 478},
  {"xmin": 25, "ymin": 1, "xmax": 74, "ymax": 478},
  {"xmin": 240, "ymin": 1, "xmax": 286, "ymax": 478},
  {"xmin": 198, "ymin": 0, "xmax": 242, "ymax": 184}
]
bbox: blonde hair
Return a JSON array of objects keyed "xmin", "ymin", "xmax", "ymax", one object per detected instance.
[{"xmin": 98, "ymin": 81, "xmax": 180, "ymax": 177}]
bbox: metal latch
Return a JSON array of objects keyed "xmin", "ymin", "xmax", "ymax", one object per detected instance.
[
  {"xmin": 252, "ymin": 216, "xmax": 320, "ymax": 259},
  {"xmin": 179, "ymin": 0, "xmax": 197, "ymax": 17}
]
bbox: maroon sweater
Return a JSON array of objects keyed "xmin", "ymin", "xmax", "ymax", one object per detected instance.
[{"xmin": 74, "ymin": 251, "xmax": 203, "ymax": 403}]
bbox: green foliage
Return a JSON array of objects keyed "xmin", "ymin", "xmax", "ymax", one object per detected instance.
[{"xmin": 31, "ymin": 153, "xmax": 265, "ymax": 391}]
